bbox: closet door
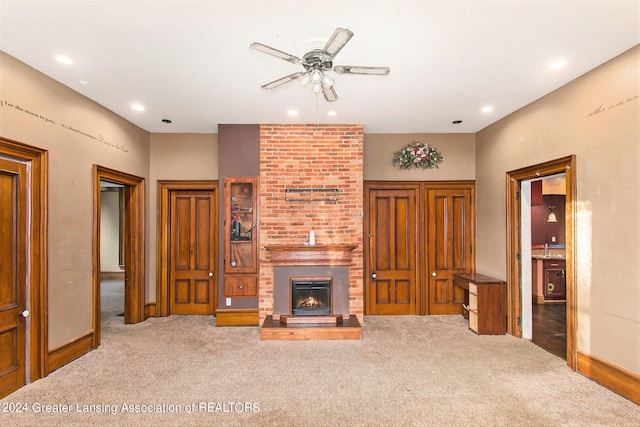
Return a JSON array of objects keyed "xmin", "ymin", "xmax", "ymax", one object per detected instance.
[
  {"xmin": 427, "ymin": 186, "xmax": 473, "ymax": 314},
  {"xmin": 366, "ymin": 187, "xmax": 418, "ymax": 315}
]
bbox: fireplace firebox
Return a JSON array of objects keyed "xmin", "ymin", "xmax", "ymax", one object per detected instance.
[{"xmin": 291, "ymin": 278, "xmax": 332, "ymax": 316}]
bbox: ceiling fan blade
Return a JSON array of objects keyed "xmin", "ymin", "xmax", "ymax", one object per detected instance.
[
  {"xmin": 334, "ymin": 65, "xmax": 390, "ymax": 75},
  {"xmin": 322, "ymin": 82, "xmax": 338, "ymax": 102},
  {"xmin": 250, "ymin": 42, "xmax": 305, "ymax": 65},
  {"xmin": 323, "ymin": 28, "xmax": 354, "ymax": 57},
  {"xmin": 261, "ymin": 72, "xmax": 306, "ymax": 90}
]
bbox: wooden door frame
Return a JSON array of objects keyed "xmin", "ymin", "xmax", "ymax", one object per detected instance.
[
  {"xmin": 364, "ymin": 180, "xmax": 476, "ymax": 316},
  {"xmin": 0, "ymin": 137, "xmax": 48, "ymax": 381},
  {"xmin": 156, "ymin": 180, "xmax": 219, "ymax": 317},
  {"xmin": 93, "ymin": 165, "xmax": 145, "ymax": 347},
  {"xmin": 506, "ymin": 155, "xmax": 577, "ymax": 369}
]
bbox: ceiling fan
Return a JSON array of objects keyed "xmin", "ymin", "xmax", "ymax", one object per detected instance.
[{"xmin": 250, "ymin": 27, "xmax": 390, "ymax": 102}]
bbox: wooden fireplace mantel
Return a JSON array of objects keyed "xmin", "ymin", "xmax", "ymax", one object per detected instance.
[{"xmin": 265, "ymin": 244, "xmax": 357, "ymax": 266}]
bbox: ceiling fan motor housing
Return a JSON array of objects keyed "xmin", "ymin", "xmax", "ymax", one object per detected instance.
[{"xmin": 303, "ymin": 49, "xmax": 333, "ymax": 71}]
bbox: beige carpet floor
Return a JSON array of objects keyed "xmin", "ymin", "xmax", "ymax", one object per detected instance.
[{"xmin": 1, "ymin": 280, "xmax": 638, "ymax": 426}]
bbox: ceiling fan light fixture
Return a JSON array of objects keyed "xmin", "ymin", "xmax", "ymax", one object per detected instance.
[
  {"xmin": 300, "ymin": 73, "xmax": 310, "ymax": 86},
  {"xmin": 310, "ymin": 70, "xmax": 323, "ymax": 83},
  {"xmin": 322, "ymin": 74, "xmax": 335, "ymax": 87},
  {"xmin": 313, "ymin": 82, "xmax": 322, "ymax": 93}
]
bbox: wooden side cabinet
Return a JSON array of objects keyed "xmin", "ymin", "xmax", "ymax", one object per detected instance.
[
  {"xmin": 223, "ymin": 177, "xmax": 258, "ymax": 297},
  {"xmin": 454, "ymin": 273, "xmax": 506, "ymax": 335}
]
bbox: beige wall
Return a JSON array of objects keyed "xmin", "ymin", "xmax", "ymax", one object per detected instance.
[
  {"xmin": 99, "ymin": 190, "xmax": 121, "ymax": 272},
  {"xmin": 0, "ymin": 52, "xmax": 150, "ymax": 348},
  {"xmin": 148, "ymin": 133, "xmax": 218, "ymax": 302},
  {"xmin": 476, "ymin": 45, "xmax": 640, "ymax": 373},
  {"xmin": 364, "ymin": 133, "xmax": 475, "ymax": 181}
]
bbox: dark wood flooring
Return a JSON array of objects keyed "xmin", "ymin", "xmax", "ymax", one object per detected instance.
[{"xmin": 532, "ymin": 302, "xmax": 566, "ymax": 359}]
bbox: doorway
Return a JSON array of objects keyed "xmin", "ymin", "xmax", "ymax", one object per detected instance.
[
  {"xmin": 506, "ymin": 155, "xmax": 576, "ymax": 368},
  {"xmin": 92, "ymin": 165, "xmax": 145, "ymax": 347},
  {"xmin": 521, "ymin": 174, "xmax": 567, "ymax": 359},
  {"xmin": 0, "ymin": 137, "xmax": 47, "ymax": 399},
  {"xmin": 99, "ymin": 182, "xmax": 125, "ymax": 324}
]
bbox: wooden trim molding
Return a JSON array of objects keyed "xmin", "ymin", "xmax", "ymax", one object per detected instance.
[
  {"xmin": 47, "ymin": 331, "xmax": 94, "ymax": 373},
  {"xmin": 577, "ymin": 351, "xmax": 640, "ymax": 405},
  {"xmin": 215, "ymin": 308, "xmax": 259, "ymax": 327},
  {"xmin": 265, "ymin": 245, "xmax": 357, "ymax": 266},
  {"xmin": 100, "ymin": 271, "xmax": 125, "ymax": 280},
  {"xmin": 145, "ymin": 303, "xmax": 156, "ymax": 319}
]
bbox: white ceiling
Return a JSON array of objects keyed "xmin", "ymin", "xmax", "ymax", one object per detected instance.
[{"xmin": 1, "ymin": 1, "xmax": 638, "ymax": 134}]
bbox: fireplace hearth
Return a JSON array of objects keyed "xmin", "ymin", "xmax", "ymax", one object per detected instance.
[
  {"xmin": 291, "ymin": 278, "xmax": 331, "ymax": 316},
  {"xmin": 262, "ymin": 244, "xmax": 361, "ymax": 340}
]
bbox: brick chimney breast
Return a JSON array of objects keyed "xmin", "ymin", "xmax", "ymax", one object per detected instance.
[{"xmin": 258, "ymin": 124, "xmax": 364, "ymax": 321}]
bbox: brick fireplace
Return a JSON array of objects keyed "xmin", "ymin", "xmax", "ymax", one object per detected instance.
[{"xmin": 258, "ymin": 124, "xmax": 364, "ymax": 323}]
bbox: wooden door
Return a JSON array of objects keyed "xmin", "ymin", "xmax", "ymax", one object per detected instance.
[
  {"xmin": 427, "ymin": 187, "xmax": 473, "ymax": 314},
  {"xmin": 0, "ymin": 158, "xmax": 27, "ymax": 397},
  {"xmin": 169, "ymin": 190, "xmax": 217, "ymax": 314},
  {"xmin": 366, "ymin": 188, "xmax": 418, "ymax": 315}
]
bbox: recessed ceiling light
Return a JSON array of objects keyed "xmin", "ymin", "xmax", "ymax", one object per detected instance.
[
  {"xmin": 131, "ymin": 104, "xmax": 145, "ymax": 111},
  {"xmin": 481, "ymin": 106, "xmax": 493, "ymax": 113},
  {"xmin": 78, "ymin": 78, "xmax": 88, "ymax": 85},
  {"xmin": 287, "ymin": 110, "xmax": 298, "ymax": 116},
  {"xmin": 327, "ymin": 111, "xmax": 337, "ymax": 116},
  {"xmin": 55, "ymin": 55, "xmax": 73, "ymax": 65},
  {"xmin": 549, "ymin": 59, "xmax": 568, "ymax": 69}
]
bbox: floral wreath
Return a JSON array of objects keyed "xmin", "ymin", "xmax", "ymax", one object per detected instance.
[{"xmin": 392, "ymin": 141, "xmax": 444, "ymax": 170}]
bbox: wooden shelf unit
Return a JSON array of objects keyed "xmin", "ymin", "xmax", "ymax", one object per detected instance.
[{"xmin": 223, "ymin": 177, "xmax": 258, "ymax": 297}]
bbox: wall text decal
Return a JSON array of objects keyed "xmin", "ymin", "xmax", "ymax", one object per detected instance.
[
  {"xmin": 585, "ymin": 94, "xmax": 638, "ymax": 119},
  {"xmin": 0, "ymin": 98, "xmax": 129, "ymax": 153}
]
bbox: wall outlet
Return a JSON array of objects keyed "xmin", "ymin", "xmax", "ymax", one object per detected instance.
[
  {"xmin": 225, "ymin": 298, "xmax": 231, "ymax": 306},
  {"xmin": 551, "ymin": 236, "xmax": 556, "ymax": 243}
]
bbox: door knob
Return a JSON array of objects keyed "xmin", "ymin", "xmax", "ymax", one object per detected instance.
[
  {"xmin": 208, "ymin": 272, "xmax": 214, "ymax": 277},
  {"xmin": 20, "ymin": 309, "xmax": 30, "ymax": 318},
  {"xmin": 371, "ymin": 272, "xmax": 377, "ymax": 281},
  {"xmin": 431, "ymin": 272, "xmax": 436, "ymax": 277}
]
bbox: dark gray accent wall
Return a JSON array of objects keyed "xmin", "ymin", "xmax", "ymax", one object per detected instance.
[{"xmin": 218, "ymin": 124, "xmax": 260, "ymax": 309}]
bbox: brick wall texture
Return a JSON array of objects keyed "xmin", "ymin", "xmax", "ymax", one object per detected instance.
[{"xmin": 258, "ymin": 124, "xmax": 364, "ymax": 321}]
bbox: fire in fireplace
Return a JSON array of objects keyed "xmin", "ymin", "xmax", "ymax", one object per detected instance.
[{"xmin": 291, "ymin": 278, "xmax": 331, "ymax": 316}]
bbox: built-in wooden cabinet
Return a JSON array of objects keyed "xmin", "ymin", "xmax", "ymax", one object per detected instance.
[
  {"xmin": 544, "ymin": 259, "xmax": 566, "ymax": 300},
  {"xmin": 223, "ymin": 177, "xmax": 258, "ymax": 297}
]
